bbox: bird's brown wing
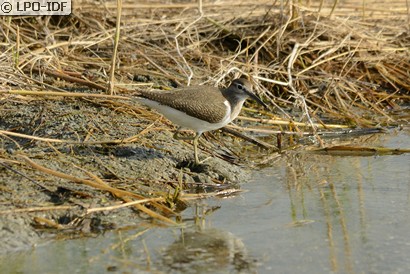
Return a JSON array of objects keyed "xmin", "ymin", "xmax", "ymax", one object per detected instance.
[{"xmin": 139, "ymin": 86, "xmax": 229, "ymax": 123}]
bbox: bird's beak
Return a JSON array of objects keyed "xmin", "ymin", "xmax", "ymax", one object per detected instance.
[{"xmin": 246, "ymin": 90, "xmax": 269, "ymax": 110}]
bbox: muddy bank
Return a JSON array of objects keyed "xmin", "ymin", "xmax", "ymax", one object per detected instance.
[{"xmin": 0, "ymin": 97, "xmax": 252, "ymax": 253}]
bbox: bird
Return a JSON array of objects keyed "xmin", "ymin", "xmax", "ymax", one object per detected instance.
[{"xmin": 136, "ymin": 78, "xmax": 267, "ymax": 164}]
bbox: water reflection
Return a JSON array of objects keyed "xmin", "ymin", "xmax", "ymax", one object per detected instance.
[
  {"xmin": 252, "ymin": 128, "xmax": 410, "ymax": 273},
  {"xmin": 284, "ymin": 153, "xmax": 357, "ymax": 273},
  {"xmin": 162, "ymin": 227, "xmax": 254, "ymax": 273}
]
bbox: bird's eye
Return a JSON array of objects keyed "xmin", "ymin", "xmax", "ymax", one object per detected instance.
[{"xmin": 237, "ymin": 84, "xmax": 243, "ymax": 90}]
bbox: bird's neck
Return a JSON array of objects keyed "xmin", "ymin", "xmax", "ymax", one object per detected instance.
[
  {"xmin": 229, "ymin": 99, "xmax": 246, "ymax": 121},
  {"xmin": 222, "ymin": 89, "xmax": 247, "ymax": 122}
]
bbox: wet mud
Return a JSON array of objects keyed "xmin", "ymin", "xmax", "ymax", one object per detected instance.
[{"xmin": 0, "ymin": 97, "xmax": 251, "ymax": 253}]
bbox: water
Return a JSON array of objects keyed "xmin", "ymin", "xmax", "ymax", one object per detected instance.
[{"xmin": 1, "ymin": 129, "xmax": 409, "ymax": 273}]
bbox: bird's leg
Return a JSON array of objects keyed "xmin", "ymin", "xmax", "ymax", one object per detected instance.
[
  {"xmin": 193, "ymin": 133, "xmax": 201, "ymax": 165},
  {"xmin": 193, "ymin": 133, "xmax": 212, "ymax": 164},
  {"xmin": 173, "ymin": 129, "xmax": 206, "ymax": 164},
  {"xmin": 173, "ymin": 127, "xmax": 195, "ymax": 141}
]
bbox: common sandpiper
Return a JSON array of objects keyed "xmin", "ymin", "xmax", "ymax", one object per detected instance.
[{"xmin": 136, "ymin": 78, "xmax": 267, "ymax": 164}]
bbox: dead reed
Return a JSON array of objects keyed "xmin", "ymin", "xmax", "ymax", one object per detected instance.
[{"xmin": 0, "ymin": 0, "xmax": 409, "ymax": 226}]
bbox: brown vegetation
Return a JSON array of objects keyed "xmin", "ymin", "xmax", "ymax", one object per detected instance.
[{"xmin": 0, "ymin": 0, "xmax": 409, "ymax": 243}]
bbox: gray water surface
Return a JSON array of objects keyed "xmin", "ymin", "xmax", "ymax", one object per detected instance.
[{"xmin": 1, "ymin": 129, "xmax": 409, "ymax": 273}]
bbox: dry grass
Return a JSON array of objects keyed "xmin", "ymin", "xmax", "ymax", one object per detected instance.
[{"xmin": 0, "ymin": 0, "xmax": 409, "ymax": 226}]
